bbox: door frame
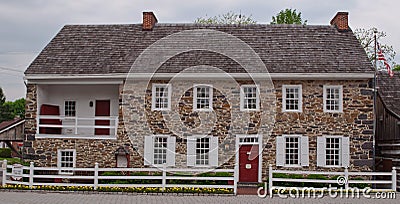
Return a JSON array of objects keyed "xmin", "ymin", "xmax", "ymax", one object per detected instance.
[{"xmin": 235, "ymin": 134, "xmax": 263, "ymax": 183}]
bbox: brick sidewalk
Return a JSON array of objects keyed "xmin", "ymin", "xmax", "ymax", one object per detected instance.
[{"xmin": 0, "ymin": 191, "xmax": 398, "ymax": 204}]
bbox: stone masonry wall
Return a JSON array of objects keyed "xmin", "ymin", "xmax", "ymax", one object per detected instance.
[{"xmin": 24, "ymin": 79, "xmax": 373, "ymax": 179}]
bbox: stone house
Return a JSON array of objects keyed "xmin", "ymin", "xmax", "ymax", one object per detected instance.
[{"xmin": 23, "ymin": 11, "xmax": 375, "ymax": 183}]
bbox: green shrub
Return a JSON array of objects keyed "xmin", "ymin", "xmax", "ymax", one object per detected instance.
[
  {"xmin": 0, "ymin": 148, "xmax": 11, "ymax": 158},
  {"xmin": 306, "ymin": 174, "xmax": 328, "ymax": 188},
  {"xmin": 349, "ymin": 177, "xmax": 370, "ymax": 189}
]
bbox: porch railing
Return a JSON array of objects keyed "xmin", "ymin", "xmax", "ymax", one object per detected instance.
[{"xmin": 37, "ymin": 115, "xmax": 118, "ymax": 137}]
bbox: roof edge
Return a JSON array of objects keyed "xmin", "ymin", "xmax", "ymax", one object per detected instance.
[{"xmin": 25, "ymin": 73, "xmax": 375, "ymax": 81}]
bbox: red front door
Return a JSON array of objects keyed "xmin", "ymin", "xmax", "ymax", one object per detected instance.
[
  {"xmin": 95, "ymin": 100, "xmax": 110, "ymax": 135},
  {"xmin": 239, "ymin": 145, "xmax": 259, "ymax": 182}
]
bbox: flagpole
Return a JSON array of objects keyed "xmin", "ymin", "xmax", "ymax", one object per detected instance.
[{"xmin": 373, "ymin": 29, "xmax": 378, "ymax": 174}]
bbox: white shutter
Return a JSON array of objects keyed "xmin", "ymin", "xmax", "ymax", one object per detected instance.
[
  {"xmin": 341, "ymin": 137, "xmax": 350, "ymax": 167},
  {"xmin": 317, "ymin": 136, "xmax": 326, "ymax": 167},
  {"xmin": 300, "ymin": 136, "xmax": 309, "ymax": 166},
  {"xmin": 276, "ymin": 136, "xmax": 285, "ymax": 166},
  {"xmin": 187, "ymin": 138, "xmax": 196, "ymax": 166},
  {"xmin": 166, "ymin": 136, "xmax": 176, "ymax": 166},
  {"xmin": 144, "ymin": 136, "xmax": 154, "ymax": 166},
  {"xmin": 209, "ymin": 137, "xmax": 219, "ymax": 167}
]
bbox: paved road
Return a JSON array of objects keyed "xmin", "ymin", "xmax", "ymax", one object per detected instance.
[{"xmin": 0, "ymin": 191, "xmax": 399, "ymax": 204}]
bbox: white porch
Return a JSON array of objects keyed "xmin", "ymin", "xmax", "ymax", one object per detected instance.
[{"xmin": 36, "ymin": 84, "xmax": 119, "ymax": 139}]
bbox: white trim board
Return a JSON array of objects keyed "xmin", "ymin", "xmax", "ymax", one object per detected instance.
[
  {"xmin": 25, "ymin": 72, "xmax": 375, "ymax": 81},
  {"xmin": 0, "ymin": 120, "xmax": 25, "ymax": 134}
]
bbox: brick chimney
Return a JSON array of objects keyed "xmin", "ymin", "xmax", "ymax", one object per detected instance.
[
  {"xmin": 330, "ymin": 12, "xmax": 349, "ymax": 32},
  {"xmin": 143, "ymin": 11, "xmax": 158, "ymax": 30}
]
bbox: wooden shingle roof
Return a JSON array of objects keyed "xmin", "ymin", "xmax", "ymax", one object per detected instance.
[
  {"xmin": 25, "ymin": 24, "xmax": 374, "ymax": 75},
  {"xmin": 378, "ymin": 71, "xmax": 400, "ymax": 117}
]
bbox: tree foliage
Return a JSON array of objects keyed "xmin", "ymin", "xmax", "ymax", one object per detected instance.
[
  {"xmin": 195, "ymin": 11, "xmax": 256, "ymax": 25},
  {"xmin": 270, "ymin": 8, "xmax": 307, "ymax": 25},
  {"xmin": 394, "ymin": 64, "xmax": 400, "ymax": 71},
  {"xmin": 0, "ymin": 88, "xmax": 5, "ymax": 105},
  {"xmin": 354, "ymin": 27, "xmax": 396, "ymax": 70},
  {"xmin": 0, "ymin": 87, "xmax": 25, "ymax": 123}
]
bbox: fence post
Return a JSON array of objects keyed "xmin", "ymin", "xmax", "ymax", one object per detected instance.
[
  {"xmin": 162, "ymin": 163, "xmax": 166, "ymax": 192},
  {"xmin": 94, "ymin": 163, "xmax": 99, "ymax": 190},
  {"xmin": 233, "ymin": 167, "xmax": 238, "ymax": 195},
  {"xmin": 344, "ymin": 166, "xmax": 349, "ymax": 189},
  {"xmin": 29, "ymin": 162, "xmax": 34, "ymax": 188},
  {"xmin": 268, "ymin": 164, "xmax": 273, "ymax": 195},
  {"xmin": 2, "ymin": 160, "xmax": 7, "ymax": 187},
  {"xmin": 392, "ymin": 167, "xmax": 397, "ymax": 191}
]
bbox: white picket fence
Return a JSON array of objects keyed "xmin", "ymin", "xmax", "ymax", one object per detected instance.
[
  {"xmin": 268, "ymin": 164, "xmax": 397, "ymax": 192},
  {"xmin": 1, "ymin": 160, "xmax": 237, "ymax": 194}
]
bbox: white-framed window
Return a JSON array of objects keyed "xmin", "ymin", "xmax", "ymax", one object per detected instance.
[
  {"xmin": 187, "ymin": 136, "xmax": 218, "ymax": 167},
  {"xmin": 196, "ymin": 137, "xmax": 210, "ymax": 165},
  {"xmin": 152, "ymin": 84, "xmax": 172, "ymax": 111},
  {"xmin": 317, "ymin": 136, "xmax": 350, "ymax": 167},
  {"xmin": 144, "ymin": 135, "xmax": 176, "ymax": 166},
  {"xmin": 57, "ymin": 149, "xmax": 76, "ymax": 175},
  {"xmin": 153, "ymin": 137, "xmax": 168, "ymax": 165},
  {"xmin": 276, "ymin": 135, "xmax": 309, "ymax": 167},
  {"xmin": 325, "ymin": 137, "xmax": 341, "ymax": 166},
  {"xmin": 323, "ymin": 85, "xmax": 343, "ymax": 113},
  {"xmin": 240, "ymin": 85, "xmax": 260, "ymax": 111},
  {"xmin": 282, "ymin": 85, "xmax": 302, "ymax": 112},
  {"xmin": 64, "ymin": 101, "xmax": 76, "ymax": 117},
  {"xmin": 285, "ymin": 136, "xmax": 300, "ymax": 165},
  {"xmin": 193, "ymin": 85, "xmax": 213, "ymax": 111}
]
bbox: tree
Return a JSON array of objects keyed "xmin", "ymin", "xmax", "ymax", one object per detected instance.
[
  {"xmin": 0, "ymin": 87, "xmax": 5, "ymax": 106},
  {"xmin": 270, "ymin": 8, "xmax": 307, "ymax": 25},
  {"xmin": 394, "ymin": 64, "xmax": 400, "ymax": 71},
  {"xmin": 0, "ymin": 87, "xmax": 25, "ymax": 123},
  {"xmin": 4, "ymin": 98, "xmax": 25, "ymax": 119},
  {"xmin": 354, "ymin": 27, "xmax": 396, "ymax": 70},
  {"xmin": 195, "ymin": 11, "xmax": 256, "ymax": 25}
]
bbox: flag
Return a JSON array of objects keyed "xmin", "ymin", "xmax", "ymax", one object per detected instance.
[{"xmin": 377, "ymin": 42, "xmax": 394, "ymax": 77}]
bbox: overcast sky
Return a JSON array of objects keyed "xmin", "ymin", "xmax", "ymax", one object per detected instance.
[{"xmin": 0, "ymin": 0, "xmax": 399, "ymax": 101}]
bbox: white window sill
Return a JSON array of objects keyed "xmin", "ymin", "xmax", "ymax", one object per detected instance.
[
  {"xmin": 193, "ymin": 165, "xmax": 212, "ymax": 168},
  {"xmin": 282, "ymin": 110, "xmax": 302, "ymax": 113},
  {"xmin": 152, "ymin": 108, "xmax": 171, "ymax": 111},
  {"xmin": 283, "ymin": 164, "xmax": 302, "ymax": 168},
  {"xmin": 324, "ymin": 110, "xmax": 343, "ymax": 113},
  {"xmin": 36, "ymin": 134, "xmax": 117, "ymax": 140},
  {"xmin": 321, "ymin": 165, "xmax": 344, "ymax": 168},
  {"xmin": 193, "ymin": 108, "xmax": 213, "ymax": 112},
  {"xmin": 240, "ymin": 109, "xmax": 260, "ymax": 112}
]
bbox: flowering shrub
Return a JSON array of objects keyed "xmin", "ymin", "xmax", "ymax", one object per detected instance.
[{"xmin": 0, "ymin": 184, "xmax": 233, "ymax": 194}]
